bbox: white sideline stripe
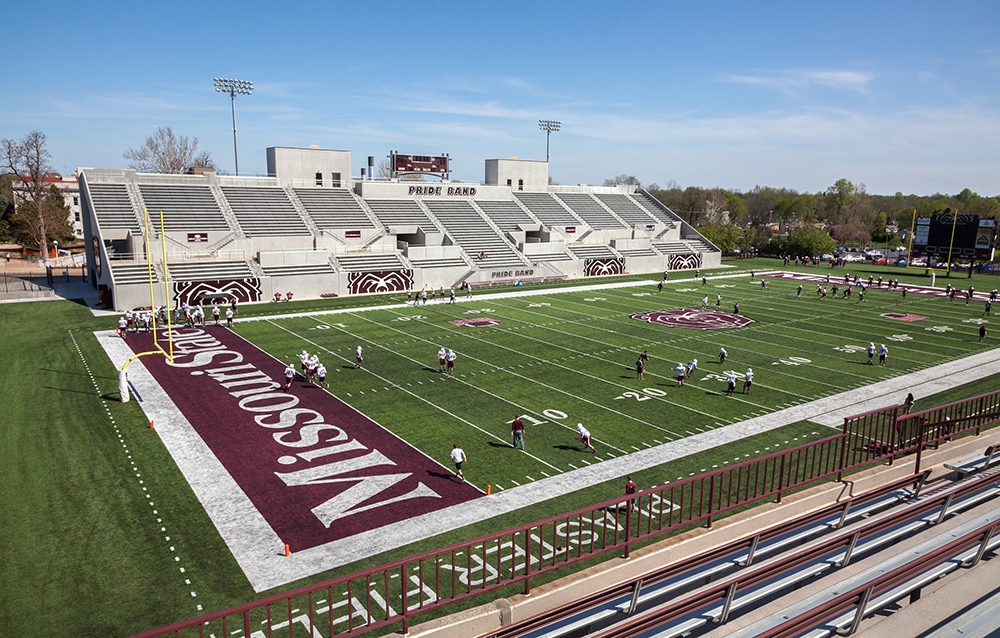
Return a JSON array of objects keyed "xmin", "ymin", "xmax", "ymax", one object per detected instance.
[{"xmin": 95, "ymin": 276, "xmax": 1000, "ymax": 593}]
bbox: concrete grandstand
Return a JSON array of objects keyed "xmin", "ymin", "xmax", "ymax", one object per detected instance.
[{"xmin": 78, "ymin": 147, "xmax": 718, "ymax": 310}]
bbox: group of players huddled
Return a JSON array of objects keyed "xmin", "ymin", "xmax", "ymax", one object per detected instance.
[
  {"xmin": 116, "ymin": 299, "xmax": 237, "ymax": 338},
  {"xmin": 284, "ymin": 349, "xmax": 329, "ymax": 392}
]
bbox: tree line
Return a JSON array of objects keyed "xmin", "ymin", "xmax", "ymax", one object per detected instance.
[{"xmin": 604, "ymin": 174, "xmax": 1000, "ymax": 257}]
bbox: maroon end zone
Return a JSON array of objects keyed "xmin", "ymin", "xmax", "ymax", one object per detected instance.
[{"xmin": 125, "ymin": 327, "xmax": 480, "ymax": 551}]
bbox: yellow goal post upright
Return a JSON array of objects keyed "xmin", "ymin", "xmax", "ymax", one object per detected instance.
[{"xmin": 118, "ymin": 209, "xmax": 174, "ymax": 402}]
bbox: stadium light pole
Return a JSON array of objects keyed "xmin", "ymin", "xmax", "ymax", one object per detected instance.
[
  {"xmin": 538, "ymin": 119, "xmax": 561, "ymax": 163},
  {"xmin": 214, "ymin": 77, "xmax": 254, "ymax": 175}
]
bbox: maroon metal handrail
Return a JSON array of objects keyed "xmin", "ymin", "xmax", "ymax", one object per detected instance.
[{"xmin": 132, "ymin": 390, "xmax": 1000, "ymax": 638}]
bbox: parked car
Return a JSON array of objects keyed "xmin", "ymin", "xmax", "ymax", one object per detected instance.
[
  {"xmin": 874, "ymin": 257, "xmax": 888, "ymax": 265},
  {"xmin": 896, "ymin": 258, "xmax": 908, "ymax": 266},
  {"xmin": 843, "ymin": 253, "xmax": 865, "ymax": 263},
  {"xmin": 911, "ymin": 257, "xmax": 927, "ymax": 267}
]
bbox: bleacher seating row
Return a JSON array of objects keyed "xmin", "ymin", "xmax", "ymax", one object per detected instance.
[
  {"xmin": 86, "ymin": 175, "xmax": 720, "ymax": 300},
  {"xmin": 293, "ymin": 188, "xmax": 376, "ymax": 230},
  {"xmin": 496, "ymin": 470, "xmax": 1000, "ymax": 638},
  {"xmin": 425, "ymin": 200, "xmax": 526, "ymax": 268},
  {"xmin": 222, "ymin": 186, "xmax": 309, "ymax": 237},
  {"xmin": 90, "ymin": 181, "xmax": 684, "ymax": 252},
  {"xmin": 334, "ymin": 253, "xmax": 405, "ymax": 272},
  {"xmin": 138, "ymin": 184, "xmax": 231, "ymax": 232}
]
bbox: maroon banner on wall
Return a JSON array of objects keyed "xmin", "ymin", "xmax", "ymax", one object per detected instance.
[
  {"xmin": 348, "ymin": 269, "xmax": 414, "ymax": 294},
  {"xmin": 668, "ymin": 253, "xmax": 702, "ymax": 271},
  {"xmin": 584, "ymin": 257, "xmax": 626, "ymax": 277},
  {"xmin": 173, "ymin": 278, "xmax": 262, "ymax": 307}
]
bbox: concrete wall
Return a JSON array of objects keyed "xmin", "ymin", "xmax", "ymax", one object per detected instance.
[
  {"xmin": 266, "ymin": 147, "xmax": 352, "ymax": 188},
  {"xmin": 485, "ymin": 158, "xmax": 550, "ymax": 190},
  {"xmin": 257, "ymin": 250, "xmax": 329, "ymax": 267},
  {"xmin": 355, "ymin": 180, "xmax": 512, "ymax": 201}
]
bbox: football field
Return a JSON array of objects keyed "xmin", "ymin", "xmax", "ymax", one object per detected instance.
[
  {"xmin": 97, "ymin": 268, "xmax": 1000, "ymax": 592},
  {"xmin": 3, "ymin": 261, "xmax": 1000, "ymax": 636},
  {"xmin": 234, "ymin": 270, "xmax": 993, "ymax": 490}
]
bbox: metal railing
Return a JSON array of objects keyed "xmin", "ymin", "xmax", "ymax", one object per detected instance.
[{"xmin": 133, "ymin": 390, "xmax": 1000, "ymax": 638}]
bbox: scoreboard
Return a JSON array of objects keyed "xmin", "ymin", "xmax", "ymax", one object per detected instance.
[
  {"xmin": 391, "ymin": 152, "xmax": 449, "ymax": 175},
  {"xmin": 913, "ymin": 213, "xmax": 996, "ymax": 261}
]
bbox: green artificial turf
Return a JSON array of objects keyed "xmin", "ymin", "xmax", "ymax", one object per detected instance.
[{"xmin": 1, "ymin": 257, "xmax": 997, "ymax": 636}]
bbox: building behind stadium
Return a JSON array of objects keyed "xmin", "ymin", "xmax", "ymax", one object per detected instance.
[{"xmin": 78, "ymin": 146, "xmax": 720, "ymax": 310}]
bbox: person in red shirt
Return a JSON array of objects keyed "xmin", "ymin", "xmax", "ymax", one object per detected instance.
[
  {"xmin": 625, "ymin": 476, "xmax": 638, "ymax": 511},
  {"xmin": 511, "ymin": 415, "xmax": 525, "ymax": 450}
]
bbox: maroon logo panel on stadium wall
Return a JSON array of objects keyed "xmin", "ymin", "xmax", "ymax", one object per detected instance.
[
  {"xmin": 348, "ymin": 270, "xmax": 414, "ymax": 294},
  {"xmin": 584, "ymin": 258, "xmax": 625, "ymax": 277}
]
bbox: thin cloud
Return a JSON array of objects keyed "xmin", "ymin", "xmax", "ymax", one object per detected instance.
[{"xmin": 728, "ymin": 68, "xmax": 874, "ymax": 93}]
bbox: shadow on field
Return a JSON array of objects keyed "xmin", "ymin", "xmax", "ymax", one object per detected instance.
[
  {"xmin": 553, "ymin": 444, "xmax": 585, "ymax": 452},
  {"xmin": 43, "ymin": 385, "xmax": 99, "ymax": 397},
  {"xmin": 487, "ymin": 441, "xmax": 514, "ymax": 449},
  {"xmin": 425, "ymin": 469, "xmax": 454, "ymax": 480}
]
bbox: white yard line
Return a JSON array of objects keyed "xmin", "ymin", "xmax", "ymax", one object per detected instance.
[{"xmin": 95, "ymin": 274, "xmax": 1000, "ymax": 591}]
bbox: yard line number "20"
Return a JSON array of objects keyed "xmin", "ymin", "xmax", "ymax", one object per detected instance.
[{"xmin": 614, "ymin": 388, "xmax": 667, "ymax": 401}]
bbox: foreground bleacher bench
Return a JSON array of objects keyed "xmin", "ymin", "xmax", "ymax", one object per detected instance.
[{"xmin": 945, "ymin": 444, "xmax": 999, "ymax": 479}]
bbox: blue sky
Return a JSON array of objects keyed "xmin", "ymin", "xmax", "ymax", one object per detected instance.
[{"xmin": 4, "ymin": 1, "xmax": 998, "ymax": 196}]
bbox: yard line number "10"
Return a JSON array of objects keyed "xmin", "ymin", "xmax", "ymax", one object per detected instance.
[{"xmin": 513, "ymin": 410, "xmax": 569, "ymax": 426}]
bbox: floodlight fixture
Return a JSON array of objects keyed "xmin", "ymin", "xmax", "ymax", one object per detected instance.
[
  {"xmin": 538, "ymin": 119, "xmax": 561, "ymax": 163},
  {"xmin": 214, "ymin": 77, "xmax": 254, "ymax": 175}
]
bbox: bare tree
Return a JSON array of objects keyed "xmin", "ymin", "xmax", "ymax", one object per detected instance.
[
  {"xmin": 2, "ymin": 131, "xmax": 60, "ymax": 256},
  {"xmin": 603, "ymin": 174, "xmax": 642, "ymax": 188},
  {"xmin": 376, "ymin": 157, "xmax": 392, "ymax": 179},
  {"xmin": 123, "ymin": 127, "xmax": 211, "ymax": 173}
]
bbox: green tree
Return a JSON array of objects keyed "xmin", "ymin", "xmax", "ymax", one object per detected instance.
[
  {"xmin": 5, "ymin": 184, "xmax": 73, "ymax": 247},
  {"xmin": 766, "ymin": 224, "xmax": 835, "ymax": 256},
  {"xmin": 695, "ymin": 223, "xmax": 743, "ymax": 252},
  {"xmin": 724, "ymin": 191, "xmax": 748, "ymax": 225},
  {"xmin": 824, "ymin": 178, "xmax": 860, "ymax": 216},
  {"xmin": 1, "ymin": 131, "xmax": 65, "ymax": 254}
]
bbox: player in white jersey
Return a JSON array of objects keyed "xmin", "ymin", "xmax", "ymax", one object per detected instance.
[
  {"xmin": 726, "ymin": 370, "xmax": 737, "ymax": 396},
  {"xmin": 878, "ymin": 344, "xmax": 888, "ymax": 367},
  {"xmin": 118, "ymin": 316, "xmax": 128, "ymax": 338},
  {"xmin": 687, "ymin": 358, "xmax": 698, "ymax": 375},
  {"xmin": 438, "ymin": 347, "xmax": 447, "ymax": 373},
  {"xmin": 316, "ymin": 363, "xmax": 327, "ymax": 388},
  {"xmin": 299, "ymin": 350, "xmax": 310, "ymax": 375},
  {"xmin": 355, "ymin": 345, "xmax": 364, "ymax": 368},
  {"xmin": 283, "ymin": 363, "xmax": 296, "ymax": 392},
  {"xmin": 212, "ymin": 305, "xmax": 221, "ymax": 326},
  {"xmin": 225, "ymin": 308, "xmax": 234, "ymax": 328},
  {"xmin": 576, "ymin": 423, "xmax": 596, "ymax": 452},
  {"xmin": 446, "ymin": 349, "xmax": 457, "ymax": 374},
  {"xmin": 743, "ymin": 368, "xmax": 754, "ymax": 394}
]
